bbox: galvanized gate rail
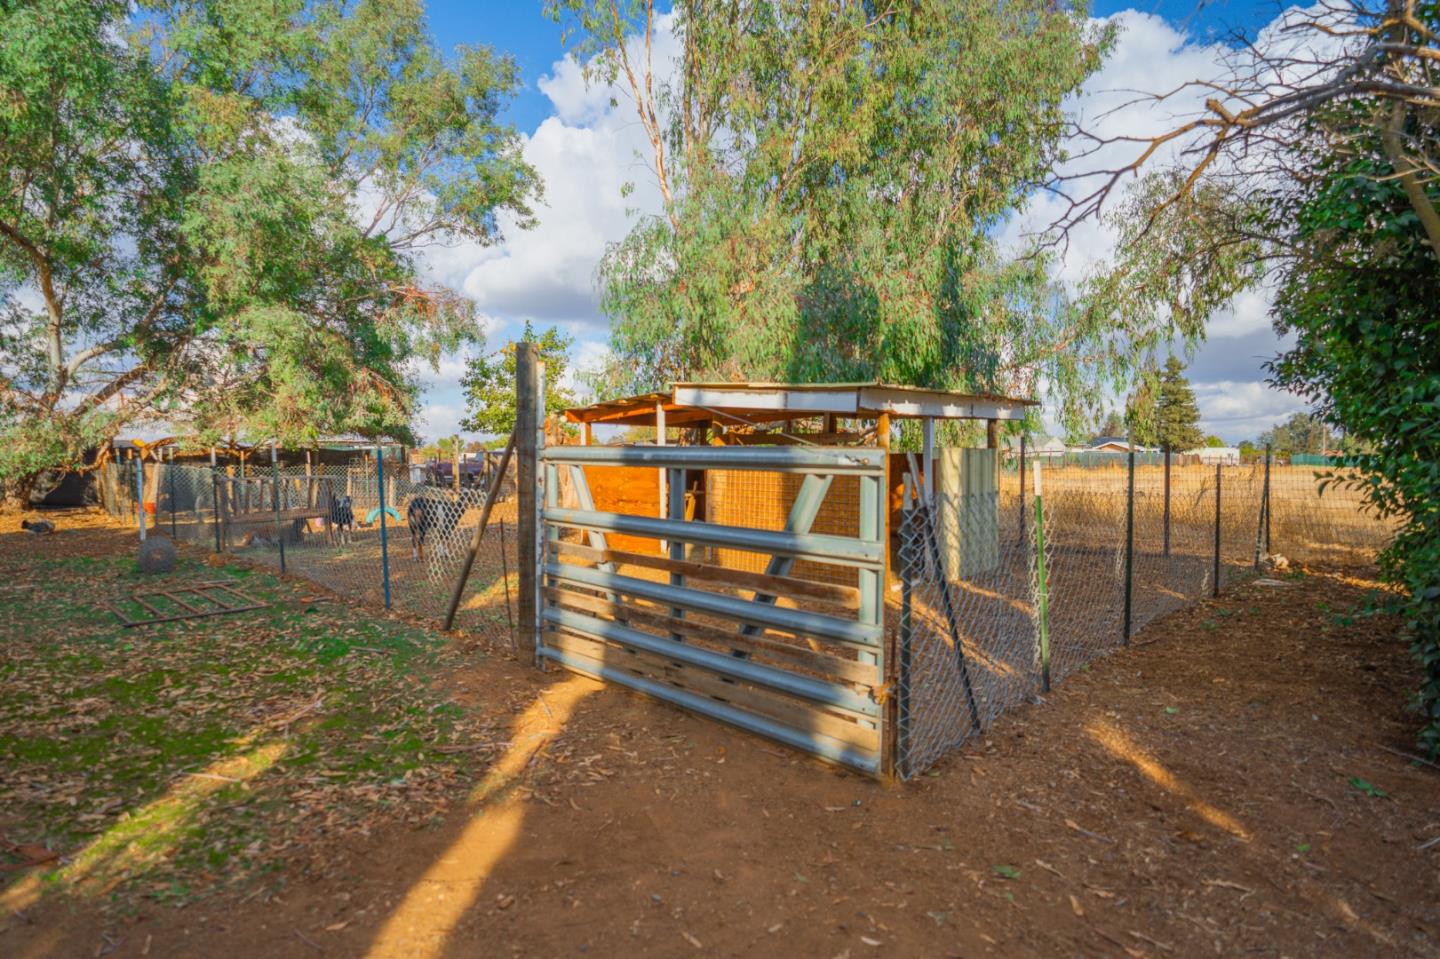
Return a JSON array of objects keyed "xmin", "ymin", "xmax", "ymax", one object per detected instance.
[{"xmin": 537, "ymin": 445, "xmax": 890, "ymax": 776}]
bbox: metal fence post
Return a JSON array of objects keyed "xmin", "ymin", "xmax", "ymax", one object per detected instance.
[
  {"xmin": 271, "ymin": 440, "xmax": 286, "ymax": 573},
  {"xmin": 210, "ymin": 447, "xmax": 222, "ymax": 553},
  {"xmin": 376, "ymin": 443, "xmax": 392, "ymax": 609},
  {"xmin": 167, "ymin": 448, "xmax": 178, "ymax": 539},
  {"xmin": 1213, "ymin": 464, "xmax": 1222, "ymax": 597},
  {"xmin": 1032, "ymin": 461, "xmax": 1051, "ymax": 694},
  {"xmin": 516, "ymin": 341, "xmax": 540, "ymax": 660},
  {"xmin": 1123, "ymin": 447, "xmax": 1135, "ymax": 644},
  {"xmin": 1259, "ymin": 443, "xmax": 1273, "ymax": 565},
  {"xmin": 1162, "ymin": 447, "xmax": 1171, "ymax": 557}
]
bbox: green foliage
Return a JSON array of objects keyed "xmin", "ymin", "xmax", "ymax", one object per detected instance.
[
  {"xmin": 1258, "ymin": 412, "xmax": 1331, "ymax": 456},
  {"xmin": 459, "ymin": 322, "xmax": 578, "ymax": 435},
  {"xmin": 1069, "ymin": 170, "xmax": 1262, "ymax": 431},
  {"xmin": 0, "ymin": 0, "xmax": 539, "ymax": 501},
  {"xmin": 1204, "ymin": 435, "xmax": 1226, "ymax": 448},
  {"xmin": 1267, "ymin": 106, "xmax": 1440, "ymax": 756},
  {"xmin": 557, "ymin": 1, "xmax": 1196, "ymax": 427},
  {"xmin": 1095, "ymin": 410, "xmax": 1127, "ymax": 439},
  {"xmin": 1129, "ymin": 356, "xmax": 1204, "ymax": 451}
]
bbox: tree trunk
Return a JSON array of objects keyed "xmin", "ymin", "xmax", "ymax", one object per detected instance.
[{"xmin": 1, "ymin": 471, "xmax": 41, "ymax": 513}]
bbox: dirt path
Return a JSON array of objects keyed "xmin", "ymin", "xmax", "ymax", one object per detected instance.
[{"xmin": 2, "ymin": 513, "xmax": 1438, "ymax": 958}]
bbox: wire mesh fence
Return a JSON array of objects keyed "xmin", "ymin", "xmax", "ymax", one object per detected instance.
[
  {"xmin": 895, "ymin": 485, "xmax": 1040, "ymax": 777},
  {"xmin": 96, "ymin": 457, "xmax": 518, "ymax": 643},
  {"xmin": 94, "ymin": 447, "xmax": 1394, "ymax": 780},
  {"xmin": 895, "ymin": 454, "xmax": 1397, "ymax": 779}
]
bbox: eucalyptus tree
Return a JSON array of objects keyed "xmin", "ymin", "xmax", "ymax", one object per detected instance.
[
  {"xmin": 0, "ymin": 0, "xmax": 539, "ymax": 504},
  {"xmin": 546, "ymin": 1, "xmax": 1251, "ymax": 432}
]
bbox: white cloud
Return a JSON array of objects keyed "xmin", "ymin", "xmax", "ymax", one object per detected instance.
[
  {"xmin": 1194, "ymin": 379, "xmax": 1310, "ymax": 442},
  {"xmin": 1205, "ymin": 283, "xmax": 1275, "ymax": 339},
  {"xmin": 416, "ymin": 401, "xmax": 464, "ymax": 441},
  {"xmin": 446, "ymin": 16, "xmax": 678, "ymax": 328},
  {"xmin": 408, "ymin": 18, "xmax": 683, "ymax": 440}
]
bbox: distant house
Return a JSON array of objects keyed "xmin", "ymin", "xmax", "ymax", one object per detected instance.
[
  {"xmin": 1006, "ymin": 433, "xmax": 1067, "ymax": 463},
  {"xmin": 1185, "ymin": 446, "xmax": 1241, "ymax": 465},
  {"xmin": 1087, "ymin": 437, "xmax": 1155, "ymax": 454}
]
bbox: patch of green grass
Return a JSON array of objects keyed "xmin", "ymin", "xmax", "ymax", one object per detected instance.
[{"xmin": 0, "ymin": 543, "xmax": 480, "ymax": 911}]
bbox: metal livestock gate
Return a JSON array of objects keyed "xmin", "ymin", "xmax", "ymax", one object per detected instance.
[{"xmin": 537, "ymin": 445, "xmax": 891, "ymax": 776}]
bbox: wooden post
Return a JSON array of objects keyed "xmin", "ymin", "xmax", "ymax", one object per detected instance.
[
  {"xmin": 135, "ymin": 452, "xmax": 147, "ymax": 541},
  {"xmin": 1213, "ymin": 464, "xmax": 1222, "ymax": 597},
  {"xmin": 1257, "ymin": 443, "xmax": 1273, "ymax": 567},
  {"xmin": 516, "ymin": 341, "xmax": 541, "ymax": 659},
  {"xmin": 876, "ymin": 412, "xmax": 894, "ymax": 778},
  {"xmin": 271, "ymin": 440, "xmax": 286, "ymax": 573},
  {"xmin": 986, "ymin": 418, "xmax": 1000, "ymax": 492},
  {"xmin": 582, "ymin": 421, "xmax": 592, "ymax": 446},
  {"xmin": 168, "ymin": 447, "xmax": 177, "ymax": 540},
  {"xmin": 877, "ymin": 411, "xmax": 892, "ymax": 588},
  {"xmin": 453, "ymin": 434, "xmax": 461, "ymax": 492},
  {"xmin": 1033, "ymin": 461, "xmax": 1051, "ymax": 693},
  {"xmin": 387, "ymin": 445, "xmax": 400, "ymax": 506},
  {"xmin": 376, "ymin": 444, "xmax": 392, "ymax": 609},
  {"xmin": 655, "ymin": 401, "xmax": 667, "ymax": 518},
  {"xmin": 921, "ymin": 417, "xmax": 936, "ymax": 503}
]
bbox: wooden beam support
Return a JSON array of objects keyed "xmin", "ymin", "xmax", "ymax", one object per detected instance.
[{"xmin": 516, "ymin": 341, "xmax": 540, "ymax": 658}]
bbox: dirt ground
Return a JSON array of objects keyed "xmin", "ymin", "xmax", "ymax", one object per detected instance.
[{"xmin": 2, "ymin": 510, "xmax": 1439, "ymax": 958}]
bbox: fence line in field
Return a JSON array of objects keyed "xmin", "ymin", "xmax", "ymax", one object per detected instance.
[
  {"xmin": 893, "ymin": 450, "xmax": 1395, "ymax": 777},
  {"xmin": 95, "ymin": 455, "xmax": 519, "ymax": 643}
]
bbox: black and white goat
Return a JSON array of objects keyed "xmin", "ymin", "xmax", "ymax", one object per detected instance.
[
  {"xmin": 406, "ymin": 494, "xmax": 462, "ymax": 561},
  {"xmin": 328, "ymin": 494, "xmax": 355, "ymax": 544}
]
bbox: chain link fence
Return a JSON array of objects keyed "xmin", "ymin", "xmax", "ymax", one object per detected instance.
[
  {"xmin": 895, "ymin": 456, "xmax": 1396, "ymax": 779},
  {"xmin": 96, "ymin": 457, "xmax": 518, "ymax": 642},
  {"xmin": 94, "ymin": 448, "xmax": 1394, "ymax": 780},
  {"xmin": 895, "ymin": 483, "xmax": 1040, "ymax": 777}
]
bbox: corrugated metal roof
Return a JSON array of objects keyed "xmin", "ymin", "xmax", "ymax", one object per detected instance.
[{"xmin": 565, "ymin": 381, "xmax": 1036, "ymax": 427}]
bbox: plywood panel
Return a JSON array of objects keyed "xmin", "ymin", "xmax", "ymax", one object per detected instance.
[
  {"xmin": 938, "ymin": 448, "xmax": 999, "ymax": 579},
  {"xmin": 581, "ymin": 464, "xmax": 660, "ymax": 554}
]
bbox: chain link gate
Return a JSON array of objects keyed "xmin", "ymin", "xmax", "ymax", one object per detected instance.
[{"xmin": 895, "ymin": 471, "xmax": 1042, "ymax": 779}]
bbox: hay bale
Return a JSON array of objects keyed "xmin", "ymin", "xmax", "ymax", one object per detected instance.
[{"xmin": 137, "ymin": 535, "xmax": 178, "ymax": 574}]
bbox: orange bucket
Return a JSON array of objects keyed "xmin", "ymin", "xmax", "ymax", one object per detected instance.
[{"xmin": 143, "ymin": 501, "xmax": 157, "ymax": 516}]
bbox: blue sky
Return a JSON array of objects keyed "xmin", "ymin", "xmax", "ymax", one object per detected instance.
[{"xmin": 408, "ymin": 1, "xmax": 1311, "ymax": 446}]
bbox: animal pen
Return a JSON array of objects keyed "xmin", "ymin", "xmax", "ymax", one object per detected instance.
[{"xmin": 94, "ymin": 368, "xmax": 1396, "ymax": 781}]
